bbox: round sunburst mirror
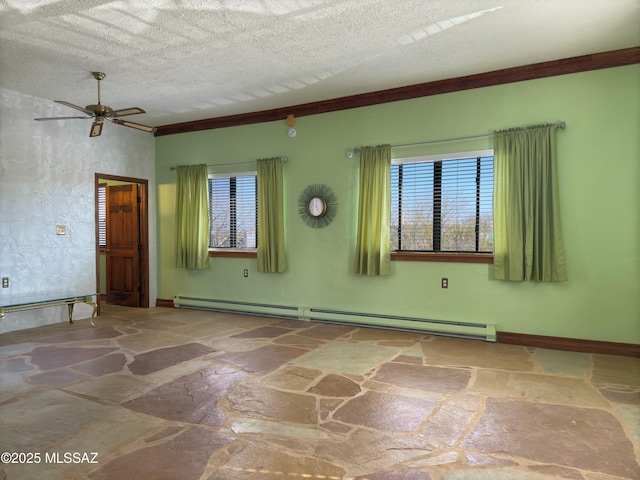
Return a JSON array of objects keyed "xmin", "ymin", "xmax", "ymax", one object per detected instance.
[{"xmin": 298, "ymin": 184, "xmax": 337, "ymax": 228}]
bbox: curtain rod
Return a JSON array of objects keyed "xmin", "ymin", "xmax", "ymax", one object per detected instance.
[
  {"xmin": 346, "ymin": 121, "xmax": 566, "ymax": 157},
  {"xmin": 170, "ymin": 156, "xmax": 288, "ymax": 171}
]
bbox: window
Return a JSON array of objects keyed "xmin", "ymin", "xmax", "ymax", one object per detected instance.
[
  {"xmin": 208, "ymin": 173, "xmax": 257, "ymax": 249},
  {"xmin": 391, "ymin": 150, "xmax": 494, "ymax": 254},
  {"xmin": 98, "ymin": 183, "xmax": 106, "ymax": 248}
]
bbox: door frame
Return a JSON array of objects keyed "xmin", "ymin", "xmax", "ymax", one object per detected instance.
[{"xmin": 95, "ymin": 173, "xmax": 150, "ymax": 311}]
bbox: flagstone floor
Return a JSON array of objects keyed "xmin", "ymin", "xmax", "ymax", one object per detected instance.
[{"xmin": 1, "ymin": 304, "xmax": 639, "ymax": 480}]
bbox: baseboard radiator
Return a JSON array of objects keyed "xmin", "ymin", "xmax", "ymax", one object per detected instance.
[
  {"xmin": 173, "ymin": 296, "xmax": 302, "ymax": 320},
  {"xmin": 173, "ymin": 296, "xmax": 496, "ymax": 342}
]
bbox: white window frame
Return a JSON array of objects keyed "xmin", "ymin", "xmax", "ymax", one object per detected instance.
[
  {"xmin": 208, "ymin": 171, "xmax": 258, "ymax": 251},
  {"xmin": 391, "ymin": 149, "xmax": 494, "ymax": 257}
]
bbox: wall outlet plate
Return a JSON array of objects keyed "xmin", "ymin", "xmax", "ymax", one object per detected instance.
[
  {"xmin": 56, "ymin": 225, "xmax": 66, "ymax": 235},
  {"xmin": 2, "ymin": 277, "xmax": 8, "ymax": 288},
  {"xmin": 441, "ymin": 278, "xmax": 448, "ymax": 288}
]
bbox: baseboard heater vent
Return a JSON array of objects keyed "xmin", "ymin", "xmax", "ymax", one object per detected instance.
[
  {"xmin": 173, "ymin": 296, "xmax": 496, "ymax": 342},
  {"xmin": 173, "ymin": 296, "xmax": 302, "ymax": 320},
  {"xmin": 304, "ymin": 308, "xmax": 496, "ymax": 342}
]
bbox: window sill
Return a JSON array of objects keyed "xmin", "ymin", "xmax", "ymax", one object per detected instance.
[
  {"xmin": 209, "ymin": 250, "xmax": 257, "ymax": 259},
  {"xmin": 391, "ymin": 252, "xmax": 494, "ymax": 264}
]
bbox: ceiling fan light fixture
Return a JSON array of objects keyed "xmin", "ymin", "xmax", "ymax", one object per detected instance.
[{"xmin": 89, "ymin": 120, "xmax": 103, "ymax": 137}]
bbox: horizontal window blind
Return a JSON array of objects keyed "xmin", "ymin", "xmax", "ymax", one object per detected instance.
[
  {"xmin": 98, "ymin": 184, "xmax": 106, "ymax": 247},
  {"xmin": 391, "ymin": 154, "xmax": 494, "ymax": 253},
  {"xmin": 209, "ymin": 174, "xmax": 257, "ymax": 249}
]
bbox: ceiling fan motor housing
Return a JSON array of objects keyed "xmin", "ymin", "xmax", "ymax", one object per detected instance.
[{"xmin": 86, "ymin": 104, "xmax": 113, "ymax": 115}]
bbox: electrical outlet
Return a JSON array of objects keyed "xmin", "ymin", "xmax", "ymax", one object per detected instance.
[
  {"xmin": 441, "ymin": 278, "xmax": 448, "ymax": 289},
  {"xmin": 2, "ymin": 277, "xmax": 8, "ymax": 288},
  {"xmin": 243, "ymin": 269, "xmax": 248, "ymax": 278}
]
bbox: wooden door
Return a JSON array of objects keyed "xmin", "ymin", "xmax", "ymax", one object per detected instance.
[{"xmin": 106, "ymin": 184, "xmax": 140, "ymax": 306}]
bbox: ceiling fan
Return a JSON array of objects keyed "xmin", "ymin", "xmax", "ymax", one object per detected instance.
[{"xmin": 34, "ymin": 72, "xmax": 157, "ymax": 137}]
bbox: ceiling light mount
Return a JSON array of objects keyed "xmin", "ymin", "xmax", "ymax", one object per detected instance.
[{"xmin": 286, "ymin": 114, "xmax": 297, "ymax": 138}]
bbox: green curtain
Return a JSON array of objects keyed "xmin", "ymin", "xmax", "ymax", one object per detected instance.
[
  {"xmin": 354, "ymin": 144, "xmax": 391, "ymax": 276},
  {"xmin": 257, "ymin": 157, "xmax": 286, "ymax": 273},
  {"xmin": 175, "ymin": 164, "xmax": 210, "ymax": 270},
  {"xmin": 493, "ymin": 125, "xmax": 567, "ymax": 282}
]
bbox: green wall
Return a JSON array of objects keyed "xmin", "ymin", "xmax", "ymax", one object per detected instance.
[{"xmin": 155, "ymin": 65, "xmax": 640, "ymax": 344}]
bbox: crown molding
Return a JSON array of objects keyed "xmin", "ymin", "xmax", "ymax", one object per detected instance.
[{"xmin": 155, "ymin": 46, "xmax": 640, "ymax": 137}]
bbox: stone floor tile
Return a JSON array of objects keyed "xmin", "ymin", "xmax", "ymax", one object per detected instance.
[
  {"xmin": 592, "ymin": 355, "xmax": 640, "ymax": 386},
  {"xmin": 271, "ymin": 319, "xmax": 304, "ymax": 329},
  {"xmin": 262, "ymin": 365, "xmax": 322, "ymax": 390},
  {"xmin": 123, "ymin": 363, "xmax": 248, "ymax": 425},
  {"xmin": 27, "ymin": 368, "xmax": 88, "ymax": 387},
  {"xmin": 315, "ymin": 428, "xmax": 436, "ymax": 476},
  {"xmin": 320, "ymin": 419, "xmax": 352, "ymax": 434},
  {"xmin": 231, "ymin": 418, "xmax": 330, "ymax": 439},
  {"xmin": 354, "ymin": 470, "xmax": 433, "ymax": 479},
  {"xmin": 230, "ymin": 325, "xmax": 294, "ymax": 339},
  {"xmin": 6, "ymin": 413, "xmax": 164, "ymax": 480},
  {"xmin": 332, "ymin": 390, "xmax": 437, "ymax": 431},
  {"xmin": 2, "ymin": 357, "xmax": 34, "ymax": 372},
  {"xmin": 141, "ymin": 358, "xmax": 213, "ymax": 384},
  {"xmin": 297, "ymin": 323, "xmax": 354, "ymax": 340},
  {"xmin": 88, "ymin": 426, "xmax": 234, "ymax": 480},
  {"xmin": 128, "ymin": 317, "xmax": 190, "ymax": 330},
  {"xmin": 217, "ymin": 344, "xmax": 308, "ymax": 374},
  {"xmin": 2, "ymin": 304, "xmax": 639, "ymax": 480},
  {"xmin": 444, "ymin": 468, "xmax": 555, "ymax": 480},
  {"xmin": 420, "ymin": 394, "xmax": 482, "ymax": 446},
  {"xmin": 213, "ymin": 443, "xmax": 346, "ymax": 480},
  {"xmin": 273, "ymin": 333, "xmax": 326, "ymax": 348},
  {"xmin": 408, "ymin": 451, "xmax": 459, "ymax": 467},
  {"xmin": 527, "ymin": 464, "xmax": 584, "ymax": 479},
  {"xmin": 348, "ymin": 327, "xmax": 423, "ymax": 344},
  {"xmin": 227, "ymin": 382, "xmax": 318, "ymax": 424},
  {"xmin": 0, "ymin": 343, "xmax": 32, "ymax": 358},
  {"xmin": 0, "ymin": 369, "xmax": 32, "ymax": 400},
  {"xmin": 0, "ymin": 390, "xmax": 119, "ymax": 453},
  {"xmin": 35, "ymin": 326, "xmax": 123, "ymax": 344},
  {"xmin": 373, "ymin": 362, "xmax": 471, "ymax": 394},
  {"xmin": 461, "ymin": 398, "xmax": 640, "ymax": 478},
  {"xmin": 614, "ymin": 403, "xmax": 640, "ymax": 446},
  {"xmin": 65, "ymin": 373, "xmax": 154, "ymax": 404},
  {"xmin": 72, "ymin": 352, "xmax": 127, "ymax": 376},
  {"xmin": 29, "ymin": 346, "xmax": 118, "ymax": 370},
  {"xmin": 422, "ymin": 337, "xmax": 534, "ymax": 371},
  {"xmin": 597, "ymin": 385, "xmax": 640, "ymax": 405},
  {"xmin": 309, "ymin": 373, "xmax": 362, "ymax": 397},
  {"xmin": 464, "ymin": 454, "xmax": 518, "ymax": 467},
  {"xmin": 471, "ymin": 369, "xmax": 610, "ymax": 407},
  {"xmin": 115, "ymin": 330, "xmax": 192, "ymax": 352},
  {"xmin": 127, "ymin": 342, "xmax": 214, "ymax": 375},
  {"xmin": 533, "ymin": 348, "xmax": 591, "ymax": 376},
  {"xmin": 172, "ymin": 321, "xmax": 241, "ymax": 338},
  {"xmin": 294, "ymin": 341, "xmax": 399, "ymax": 375},
  {"xmin": 393, "ymin": 354, "xmax": 423, "ymax": 364}
]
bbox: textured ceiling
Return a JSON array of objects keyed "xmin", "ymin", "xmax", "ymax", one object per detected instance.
[{"xmin": 1, "ymin": 0, "xmax": 638, "ymax": 128}]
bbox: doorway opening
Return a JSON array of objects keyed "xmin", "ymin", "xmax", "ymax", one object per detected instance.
[{"xmin": 95, "ymin": 173, "xmax": 150, "ymax": 312}]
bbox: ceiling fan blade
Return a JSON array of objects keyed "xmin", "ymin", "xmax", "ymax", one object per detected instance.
[
  {"xmin": 110, "ymin": 107, "xmax": 146, "ymax": 117},
  {"xmin": 55, "ymin": 101, "xmax": 94, "ymax": 116},
  {"xmin": 89, "ymin": 121, "xmax": 103, "ymax": 137},
  {"xmin": 34, "ymin": 116, "xmax": 92, "ymax": 121},
  {"xmin": 110, "ymin": 118, "xmax": 157, "ymax": 133}
]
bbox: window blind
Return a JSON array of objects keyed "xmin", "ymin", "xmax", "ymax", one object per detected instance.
[
  {"xmin": 391, "ymin": 154, "xmax": 494, "ymax": 253},
  {"xmin": 208, "ymin": 174, "xmax": 257, "ymax": 249},
  {"xmin": 98, "ymin": 184, "xmax": 106, "ymax": 247}
]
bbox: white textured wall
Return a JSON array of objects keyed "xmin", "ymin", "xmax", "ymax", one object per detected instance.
[{"xmin": 0, "ymin": 86, "xmax": 156, "ymax": 332}]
